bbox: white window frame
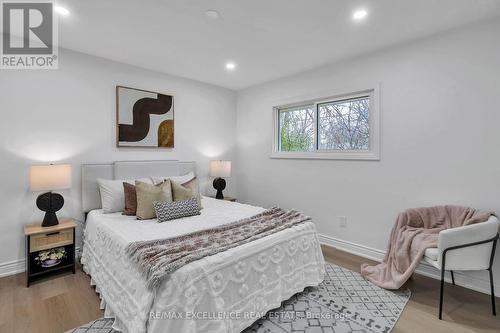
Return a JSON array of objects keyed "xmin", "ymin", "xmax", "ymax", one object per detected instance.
[{"xmin": 271, "ymin": 86, "xmax": 380, "ymax": 160}]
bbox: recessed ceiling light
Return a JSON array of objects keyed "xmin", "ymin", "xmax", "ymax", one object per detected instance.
[
  {"xmin": 353, "ymin": 9, "xmax": 367, "ymax": 20},
  {"xmin": 205, "ymin": 10, "xmax": 220, "ymax": 20},
  {"xmin": 225, "ymin": 62, "xmax": 236, "ymax": 71},
  {"xmin": 54, "ymin": 6, "xmax": 70, "ymax": 16}
]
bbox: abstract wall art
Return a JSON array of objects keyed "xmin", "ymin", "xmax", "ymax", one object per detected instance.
[{"xmin": 116, "ymin": 85, "xmax": 174, "ymax": 148}]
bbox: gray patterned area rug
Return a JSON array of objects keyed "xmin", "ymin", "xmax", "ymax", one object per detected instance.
[{"xmin": 68, "ymin": 263, "xmax": 410, "ymax": 333}]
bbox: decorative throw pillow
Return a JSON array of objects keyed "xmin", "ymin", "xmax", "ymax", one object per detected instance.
[
  {"xmin": 122, "ymin": 182, "xmax": 137, "ymax": 216},
  {"xmin": 135, "ymin": 180, "xmax": 172, "ymax": 220},
  {"xmin": 154, "ymin": 197, "xmax": 201, "ymax": 222},
  {"xmin": 171, "ymin": 180, "xmax": 194, "ymax": 201},
  {"xmin": 181, "ymin": 177, "xmax": 202, "ymax": 208},
  {"xmin": 97, "ymin": 178, "xmax": 152, "ymax": 213}
]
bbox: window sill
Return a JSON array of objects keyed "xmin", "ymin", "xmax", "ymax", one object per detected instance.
[{"xmin": 270, "ymin": 151, "xmax": 380, "ymax": 161}]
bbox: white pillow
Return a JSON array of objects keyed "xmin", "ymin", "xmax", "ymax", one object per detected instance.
[
  {"xmin": 97, "ymin": 178, "xmax": 152, "ymax": 213},
  {"xmin": 151, "ymin": 172, "xmax": 195, "ymax": 185}
]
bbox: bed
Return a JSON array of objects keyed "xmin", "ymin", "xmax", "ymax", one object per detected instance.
[{"xmin": 80, "ymin": 161, "xmax": 325, "ymax": 333}]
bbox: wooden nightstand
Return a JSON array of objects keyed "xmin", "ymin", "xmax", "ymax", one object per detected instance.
[
  {"xmin": 210, "ymin": 196, "xmax": 236, "ymax": 202},
  {"xmin": 24, "ymin": 219, "xmax": 76, "ymax": 287}
]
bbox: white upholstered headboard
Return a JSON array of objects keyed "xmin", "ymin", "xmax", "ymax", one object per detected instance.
[{"xmin": 81, "ymin": 160, "xmax": 196, "ymax": 213}]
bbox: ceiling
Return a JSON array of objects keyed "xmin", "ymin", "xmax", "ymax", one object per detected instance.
[{"xmin": 54, "ymin": 0, "xmax": 500, "ymax": 90}]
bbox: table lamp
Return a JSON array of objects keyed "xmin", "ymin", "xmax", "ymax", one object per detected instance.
[
  {"xmin": 209, "ymin": 160, "xmax": 231, "ymax": 199},
  {"xmin": 30, "ymin": 164, "xmax": 72, "ymax": 227}
]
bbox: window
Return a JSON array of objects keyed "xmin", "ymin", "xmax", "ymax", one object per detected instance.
[
  {"xmin": 278, "ymin": 104, "xmax": 315, "ymax": 152},
  {"xmin": 317, "ymin": 97, "xmax": 369, "ymax": 150},
  {"xmin": 273, "ymin": 89, "xmax": 379, "ymax": 160}
]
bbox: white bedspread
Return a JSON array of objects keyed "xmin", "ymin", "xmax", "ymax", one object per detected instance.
[{"xmin": 81, "ymin": 197, "xmax": 325, "ymax": 333}]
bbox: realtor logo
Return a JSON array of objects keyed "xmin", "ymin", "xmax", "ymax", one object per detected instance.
[{"xmin": 1, "ymin": 1, "xmax": 58, "ymax": 69}]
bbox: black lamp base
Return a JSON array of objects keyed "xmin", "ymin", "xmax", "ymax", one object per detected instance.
[
  {"xmin": 213, "ymin": 177, "xmax": 226, "ymax": 200},
  {"xmin": 37, "ymin": 192, "xmax": 64, "ymax": 227},
  {"xmin": 42, "ymin": 211, "xmax": 59, "ymax": 227}
]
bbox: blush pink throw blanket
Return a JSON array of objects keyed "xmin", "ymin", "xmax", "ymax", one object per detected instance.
[{"xmin": 361, "ymin": 205, "xmax": 492, "ymax": 289}]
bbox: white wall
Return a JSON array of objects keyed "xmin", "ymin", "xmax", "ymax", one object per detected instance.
[
  {"xmin": 236, "ymin": 19, "xmax": 500, "ymax": 293},
  {"xmin": 0, "ymin": 49, "xmax": 237, "ymax": 272}
]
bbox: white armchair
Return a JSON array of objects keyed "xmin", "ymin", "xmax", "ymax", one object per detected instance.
[{"xmin": 422, "ymin": 215, "xmax": 499, "ymax": 320}]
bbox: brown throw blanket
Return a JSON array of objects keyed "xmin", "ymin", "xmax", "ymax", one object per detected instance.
[
  {"xmin": 126, "ymin": 207, "xmax": 311, "ymax": 290},
  {"xmin": 361, "ymin": 205, "xmax": 492, "ymax": 289}
]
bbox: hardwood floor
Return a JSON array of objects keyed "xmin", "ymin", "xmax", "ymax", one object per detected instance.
[
  {"xmin": 0, "ymin": 266, "xmax": 103, "ymax": 333},
  {"xmin": 0, "ymin": 248, "xmax": 498, "ymax": 333}
]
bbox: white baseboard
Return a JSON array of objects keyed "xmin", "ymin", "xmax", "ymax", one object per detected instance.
[
  {"xmin": 0, "ymin": 259, "xmax": 25, "ymax": 278},
  {"xmin": 319, "ymin": 234, "xmax": 498, "ymax": 296},
  {"xmin": 0, "ymin": 247, "xmax": 81, "ymax": 278}
]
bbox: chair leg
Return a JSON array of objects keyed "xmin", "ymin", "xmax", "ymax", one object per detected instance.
[
  {"xmin": 439, "ymin": 269, "xmax": 445, "ymax": 320},
  {"xmin": 450, "ymin": 271, "xmax": 455, "ymax": 285},
  {"xmin": 489, "ymin": 269, "xmax": 496, "ymax": 316}
]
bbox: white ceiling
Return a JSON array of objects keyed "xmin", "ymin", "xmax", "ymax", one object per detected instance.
[{"xmin": 56, "ymin": 0, "xmax": 500, "ymax": 90}]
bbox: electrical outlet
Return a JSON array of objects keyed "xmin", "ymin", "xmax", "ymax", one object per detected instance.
[{"xmin": 339, "ymin": 216, "xmax": 347, "ymax": 228}]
